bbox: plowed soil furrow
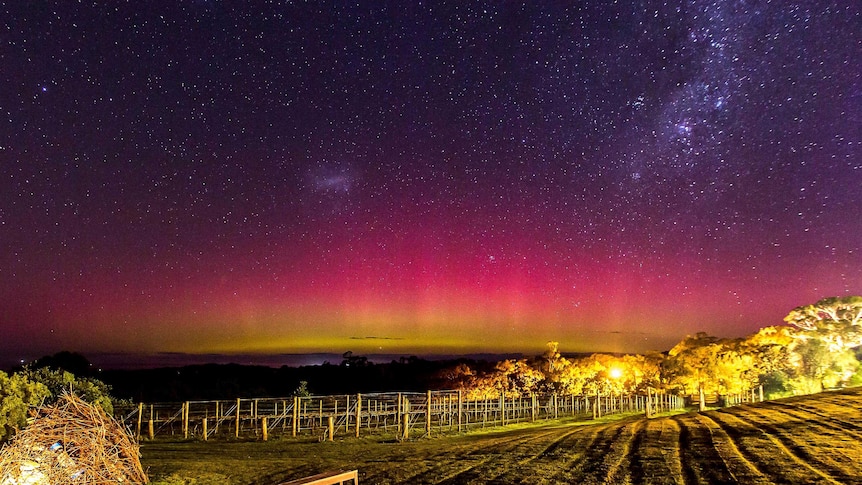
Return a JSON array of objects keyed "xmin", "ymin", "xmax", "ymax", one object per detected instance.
[
  {"xmin": 358, "ymin": 439, "xmax": 492, "ymax": 483},
  {"xmin": 808, "ymin": 393, "xmax": 861, "ymax": 404},
  {"xmin": 492, "ymin": 422, "xmax": 607, "ymax": 484},
  {"xmin": 553, "ymin": 421, "xmax": 632, "ymax": 484},
  {"xmin": 626, "ymin": 418, "xmax": 685, "ymax": 485},
  {"xmin": 359, "ymin": 458, "xmax": 465, "ymax": 485},
  {"xmin": 673, "ymin": 413, "xmax": 744, "ymax": 485},
  {"xmin": 418, "ymin": 457, "xmax": 499, "ymax": 485},
  {"xmin": 760, "ymin": 400, "xmax": 862, "ymax": 436},
  {"xmin": 428, "ymin": 427, "xmax": 591, "ymax": 485},
  {"xmin": 718, "ymin": 406, "xmax": 862, "ymax": 482},
  {"xmin": 423, "ymin": 425, "xmax": 576, "ymax": 460},
  {"xmin": 704, "ymin": 411, "xmax": 844, "ymax": 485},
  {"xmin": 390, "ymin": 423, "xmax": 593, "ymax": 484},
  {"xmin": 360, "ymin": 427, "xmax": 568, "ymax": 484},
  {"xmin": 624, "ymin": 418, "xmax": 651, "ymax": 483},
  {"xmin": 675, "ymin": 415, "xmax": 700, "ymax": 485},
  {"xmin": 697, "ymin": 413, "xmax": 771, "ymax": 484},
  {"xmin": 800, "ymin": 394, "xmax": 862, "ymax": 411},
  {"xmin": 482, "ymin": 421, "xmax": 617, "ymax": 483},
  {"xmin": 804, "ymin": 394, "xmax": 862, "ymax": 415},
  {"xmin": 505, "ymin": 426, "xmax": 599, "ymax": 480},
  {"xmin": 740, "ymin": 401, "xmax": 861, "ymax": 437},
  {"xmin": 771, "ymin": 400, "xmax": 862, "ymax": 433},
  {"xmin": 603, "ymin": 419, "xmax": 648, "ymax": 485}
]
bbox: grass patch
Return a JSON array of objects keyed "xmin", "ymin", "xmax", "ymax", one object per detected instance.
[{"xmin": 142, "ymin": 413, "xmax": 646, "ymax": 484}]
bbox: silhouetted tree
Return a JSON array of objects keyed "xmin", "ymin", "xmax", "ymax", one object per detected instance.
[
  {"xmin": 340, "ymin": 351, "xmax": 369, "ymax": 368},
  {"xmin": 29, "ymin": 351, "xmax": 94, "ymax": 377}
]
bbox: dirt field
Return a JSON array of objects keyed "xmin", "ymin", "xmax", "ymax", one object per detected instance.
[{"xmin": 142, "ymin": 387, "xmax": 862, "ymax": 484}]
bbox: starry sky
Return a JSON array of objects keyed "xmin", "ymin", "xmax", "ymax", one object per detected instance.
[{"xmin": 1, "ymin": 1, "xmax": 860, "ymax": 363}]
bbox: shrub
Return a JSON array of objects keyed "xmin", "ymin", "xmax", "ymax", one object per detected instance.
[
  {"xmin": 22, "ymin": 367, "xmax": 114, "ymax": 415},
  {"xmin": 0, "ymin": 371, "xmax": 49, "ymax": 441}
]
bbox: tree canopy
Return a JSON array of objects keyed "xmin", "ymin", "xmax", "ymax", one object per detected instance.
[
  {"xmin": 439, "ymin": 296, "xmax": 862, "ymax": 401},
  {"xmin": 784, "ymin": 296, "xmax": 862, "ymax": 351}
]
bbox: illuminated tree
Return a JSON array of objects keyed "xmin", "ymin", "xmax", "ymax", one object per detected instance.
[
  {"xmin": 712, "ymin": 342, "xmax": 760, "ymax": 395},
  {"xmin": 663, "ymin": 333, "xmax": 726, "ymax": 409},
  {"xmin": 543, "ymin": 341, "xmax": 562, "ymax": 374},
  {"xmin": 493, "ymin": 359, "xmax": 545, "ymax": 398},
  {"xmin": 539, "ymin": 342, "xmax": 581, "ymax": 393},
  {"xmin": 737, "ymin": 326, "xmax": 800, "ymax": 397},
  {"xmin": 622, "ymin": 352, "xmax": 664, "ymax": 391},
  {"xmin": 436, "ymin": 363, "xmax": 475, "ymax": 389},
  {"xmin": 792, "ymin": 338, "xmax": 860, "ymax": 393},
  {"xmin": 568, "ymin": 354, "xmax": 631, "ymax": 396},
  {"xmin": 784, "ymin": 296, "xmax": 862, "ymax": 351},
  {"xmin": 554, "ymin": 359, "xmax": 592, "ymax": 395}
]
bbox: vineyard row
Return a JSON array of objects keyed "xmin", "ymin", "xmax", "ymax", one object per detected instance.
[{"xmin": 115, "ymin": 389, "xmax": 702, "ymax": 441}]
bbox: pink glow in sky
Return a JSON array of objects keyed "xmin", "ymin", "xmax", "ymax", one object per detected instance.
[{"xmin": 1, "ymin": 2, "xmax": 860, "ymax": 363}]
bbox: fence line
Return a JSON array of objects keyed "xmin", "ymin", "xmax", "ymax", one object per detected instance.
[{"xmin": 116, "ymin": 389, "xmax": 690, "ymax": 441}]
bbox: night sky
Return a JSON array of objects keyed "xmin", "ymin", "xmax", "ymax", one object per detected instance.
[{"xmin": 1, "ymin": 1, "xmax": 860, "ymax": 363}]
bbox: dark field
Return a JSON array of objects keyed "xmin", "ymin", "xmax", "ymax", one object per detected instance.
[{"xmin": 143, "ymin": 387, "xmax": 862, "ymax": 484}]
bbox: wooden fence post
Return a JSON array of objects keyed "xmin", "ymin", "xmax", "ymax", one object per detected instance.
[
  {"xmin": 595, "ymin": 390, "xmax": 601, "ymax": 419},
  {"xmin": 759, "ymin": 385, "xmax": 764, "ymax": 402},
  {"xmin": 397, "ymin": 393, "xmax": 402, "ymax": 436},
  {"xmin": 401, "ymin": 410, "xmax": 409, "ymax": 441},
  {"xmin": 149, "ymin": 404, "xmax": 155, "ymax": 440},
  {"xmin": 646, "ymin": 388, "xmax": 653, "ymax": 418},
  {"xmin": 236, "ymin": 398, "xmax": 241, "ymax": 438},
  {"xmin": 183, "ymin": 401, "xmax": 189, "ymax": 439},
  {"xmin": 425, "ymin": 391, "xmax": 432, "ymax": 435},
  {"xmin": 261, "ymin": 417, "xmax": 268, "ymax": 441},
  {"xmin": 355, "ymin": 394, "xmax": 362, "ymax": 438},
  {"xmin": 327, "ymin": 416, "xmax": 334, "ymax": 442},
  {"xmin": 345, "ymin": 395, "xmax": 350, "ymax": 433},
  {"xmin": 292, "ymin": 396, "xmax": 299, "ymax": 437},
  {"xmin": 202, "ymin": 416, "xmax": 208, "ymax": 441},
  {"xmin": 136, "ymin": 402, "xmax": 143, "ymax": 439},
  {"xmin": 457, "ymin": 390, "xmax": 463, "ymax": 432}
]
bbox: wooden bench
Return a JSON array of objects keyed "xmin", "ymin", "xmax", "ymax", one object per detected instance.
[{"xmin": 278, "ymin": 470, "xmax": 358, "ymax": 485}]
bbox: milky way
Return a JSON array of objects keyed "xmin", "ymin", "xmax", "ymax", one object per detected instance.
[{"xmin": 1, "ymin": 1, "xmax": 860, "ymax": 362}]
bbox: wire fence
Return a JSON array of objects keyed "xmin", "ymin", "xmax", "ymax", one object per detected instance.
[{"xmin": 115, "ymin": 389, "xmax": 687, "ymax": 442}]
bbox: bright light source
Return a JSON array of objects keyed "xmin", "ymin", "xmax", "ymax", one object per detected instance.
[{"xmin": 609, "ymin": 368, "xmax": 623, "ymax": 379}]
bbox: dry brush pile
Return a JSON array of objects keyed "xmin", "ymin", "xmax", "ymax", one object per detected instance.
[{"xmin": 0, "ymin": 393, "xmax": 147, "ymax": 484}]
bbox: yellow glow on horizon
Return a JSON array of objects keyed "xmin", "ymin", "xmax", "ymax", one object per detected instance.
[{"xmin": 70, "ymin": 295, "xmax": 685, "ymax": 356}]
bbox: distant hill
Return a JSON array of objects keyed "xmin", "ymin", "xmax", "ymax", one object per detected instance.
[{"xmin": 99, "ymin": 356, "xmax": 504, "ymax": 401}]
